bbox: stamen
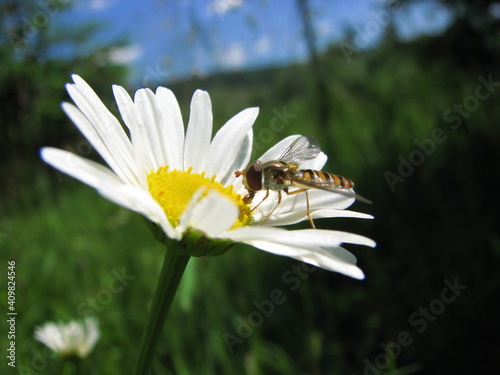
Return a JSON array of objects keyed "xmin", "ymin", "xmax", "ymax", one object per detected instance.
[{"xmin": 147, "ymin": 166, "xmax": 252, "ymax": 229}]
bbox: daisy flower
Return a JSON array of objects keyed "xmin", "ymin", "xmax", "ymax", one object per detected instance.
[
  {"xmin": 41, "ymin": 75, "xmax": 374, "ymax": 279},
  {"xmin": 34, "ymin": 317, "xmax": 100, "ymax": 358}
]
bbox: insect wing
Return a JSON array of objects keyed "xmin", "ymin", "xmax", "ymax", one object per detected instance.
[
  {"xmin": 288, "ymin": 176, "xmax": 373, "ymax": 204},
  {"xmin": 278, "ymin": 135, "xmax": 321, "ymax": 163}
]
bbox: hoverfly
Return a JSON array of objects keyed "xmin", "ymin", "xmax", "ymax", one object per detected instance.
[{"xmin": 234, "ymin": 135, "xmax": 371, "ymax": 228}]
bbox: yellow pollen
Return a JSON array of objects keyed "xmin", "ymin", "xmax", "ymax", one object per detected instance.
[{"xmin": 147, "ymin": 166, "xmax": 252, "ymax": 229}]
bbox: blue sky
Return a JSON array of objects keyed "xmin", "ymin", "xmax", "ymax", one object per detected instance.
[{"xmin": 63, "ymin": 0, "xmax": 454, "ymax": 86}]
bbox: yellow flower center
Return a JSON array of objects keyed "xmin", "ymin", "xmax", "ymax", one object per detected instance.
[{"xmin": 147, "ymin": 166, "xmax": 252, "ymax": 230}]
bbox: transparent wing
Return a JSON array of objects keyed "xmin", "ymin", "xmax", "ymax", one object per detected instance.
[
  {"xmin": 278, "ymin": 135, "xmax": 321, "ymax": 163},
  {"xmin": 288, "ymin": 177, "xmax": 373, "ymax": 204}
]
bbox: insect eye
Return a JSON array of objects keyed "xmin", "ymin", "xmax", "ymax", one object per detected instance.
[{"xmin": 244, "ymin": 161, "xmax": 263, "ymax": 191}]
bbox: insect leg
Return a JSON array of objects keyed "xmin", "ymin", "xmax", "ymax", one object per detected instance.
[
  {"xmin": 250, "ymin": 188, "xmax": 270, "ymax": 214},
  {"xmin": 261, "ymin": 190, "xmax": 283, "ymax": 225},
  {"xmin": 284, "ymin": 188, "xmax": 315, "ymax": 228}
]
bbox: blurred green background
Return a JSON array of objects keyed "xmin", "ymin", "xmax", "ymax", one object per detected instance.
[{"xmin": 1, "ymin": 0, "xmax": 499, "ymax": 374}]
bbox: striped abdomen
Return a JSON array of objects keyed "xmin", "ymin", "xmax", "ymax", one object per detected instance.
[{"xmin": 298, "ymin": 169, "xmax": 354, "ymax": 189}]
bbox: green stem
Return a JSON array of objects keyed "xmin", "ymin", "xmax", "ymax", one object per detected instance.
[{"xmin": 133, "ymin": 247, "xmax": 190, "ymax": 375}]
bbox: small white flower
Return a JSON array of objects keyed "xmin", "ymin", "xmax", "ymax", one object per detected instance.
[
  {"xmin": 34, "ymin": 317, "xmax": 100, "ymax": 358},
  {"xmin": 41, "ymin": 75, "xmax": 375, "ymax": 279}
]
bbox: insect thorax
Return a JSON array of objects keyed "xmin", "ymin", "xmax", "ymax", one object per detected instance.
[{"xmin": 262, "ymin": 161, "xmax": 297, "ymax": 191}]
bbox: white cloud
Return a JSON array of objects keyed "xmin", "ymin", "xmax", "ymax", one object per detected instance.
[
  {"xmin": 221, "ymin": 43, "xmax": 245, "ymax": 68},
  {"xmin": 108, "ymin": 45, "xmax": 143, "ymax": 64},
  {"xmin": 254, "ymin": 36, "xmax": 271, "ymax": 55},
  {"xmin": 316, "ymin": 19, "xmax": 337, "ymax": 37},
  {"xmin": 209, "ymin": 0, "xmax": 244, "ymax": 16},
  {"xmin": 89, "ymin": 0, "xmax": 116, "ymax": 10}
]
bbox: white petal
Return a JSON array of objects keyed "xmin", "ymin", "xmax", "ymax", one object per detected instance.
[
  {"xmin": 244, "ymin": 240, "xmax": 312, "ymax": 257},
  {"xmin": 155, "ymin": 87, "xmax": 185, "ymax": 169},
  {"xmin": 227, "ymin": 128, "xmax": 253, "ymax": 188},
  {"xmin": 112, "ymin": 84, "xmax": 148, "ymax": 187},
  {"xmin": 263, "ymin": 208, "xmax": 374, "ymax": 226},
  {"xmin": 35, "ymin": 324, "xmax": 61, "ymax": 352},
  {"xmin": 305, "ymin": 189, "xmax": 355, "ymax": 210},
  {"xmin": 134, "ymin": 88, "xmax": 165, "ymax": 170},
  {"xmin": 184, "ymin": 90, "xmax": 212, "ymax": 172},
  {"xmin": 81, "ymin": 317, "xmax": 100, "ymax": 357},
  {"xmin": 181, "ymin": 190, "xmax": 238, "ymax": 237},
  {"xmin": 251, "ymin": 188, "xmax": 355, "ymax": 224},
  {"xmin": 205, "ymin": 107, "xmax": 259, "ymax": 181},
  {"xmin": 41, "ymin": 147, "xmax": 122, "ymax": 190},
  {"xmin": 99, "ymin": 184, "xmax": 178, "ymax": 239},
  {"xmin": 112, "ymin": 84, "xmax": 138, "ymax": 133},
  {"xmin": 250, "ymin": 241, "xmax": 364, "ymax": 279},
  {"xmin": 61, "ymin": 103, "xmax": 137, "ymax": 186},
  {"xmin": 324, "ymin": 230, "xmax": 376, "ymax": 248},
  {"xmin": 312, "ymin": 209, "xmax": 373, "ymax": 220},
  {"xmin": 225, "ymin": 226, "xmax": 366, "ymax": 279},
  {"xmin": 133, "ymin": 87, "xmax": 186, "ymax": 171},
  {"xmin": 176, "ymin": 188, "xmax": 205, "ymax": 235},
  {"xmin": 226, "ymin": 227, "xmax": 375, "ymax": 248},
  {"xmin": 66, "ymin": 75, "xmax": 137, "ymax": 184},
  {"xmin": 296, "ymin": 247, "xmax": 365, "ymax": 279},
  {"xmin": 226, "ymin": 227, "xmax": 340, "ymax": 246}
]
